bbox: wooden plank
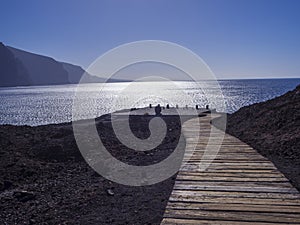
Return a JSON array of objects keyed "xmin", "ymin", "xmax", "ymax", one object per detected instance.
[
  {"xmin": 161, "ymin": 218, "xmax": 289, "ymax": 225},
  {"xmin": 161, "ymin": 115, "xmax": 300, "ymax": 224},
  {"xmin": 166, "ymin": 201, "xmax": 300, "ymax": 213},
  {"xmin": 180, "ymin": 165, "xmax": 277, "ymax": 171},
  {"xmin": 176, "ymin": 175, "xmax": 288, "ymax": 182},
  {"xmin": 187, "ymin": 155, "xmax": 268, "ymax": 159},
  {"xmin": 180, "ymin": 169, "xmax": 280, "ymax": 173},
  {"xmin": 183, "ymin": 159, "xmax": 270, "ymax": 163},
  {"xmin": 164, "ymin": 209, "xmax": 300, "ymax": 223},
  {"xmin": 173, "ymin": 184, "xmax": 298, "ymax": 194},
  {"xmin": 171, "ymin": 190, "xmax": 300, "ymax": 200},
  {"xmin": 183, "ymin": 162, "xmax": 275, "ymax": 166},
  {"xmin": 174, "ymin": 181, "xmax": 294, "ymax": 188},
  {"xmin": 178, "ymin": 171, "xmax": 286, "ymax": 178},
  {"xmin": 169, "ymin": 194, "xmax": 300, "ymax": 205}
]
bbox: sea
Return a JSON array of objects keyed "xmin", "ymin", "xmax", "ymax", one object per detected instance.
[{"xmin": 0, "ymin": 78, "xmax": 299, "ymax": 126}]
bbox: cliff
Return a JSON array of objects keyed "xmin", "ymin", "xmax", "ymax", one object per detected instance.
[
  {"xmin": 0, "ymin": 42, "xmax": 125, "ymax": 87},
  {"xmin": 0, "ymin": 43, "xmax": 31, "ymax": 87},
  {"xmin": 61, "ymin": 62, "xmax": 106, "ymax": 83},
  {"xmin": 8, "ymin": 46, "xmax": 69, "ymax": 86}
]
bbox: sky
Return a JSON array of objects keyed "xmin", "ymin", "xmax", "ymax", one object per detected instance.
[{"xmin": 1, "ymin": 0, "xmax": 300, "ymax": 79}]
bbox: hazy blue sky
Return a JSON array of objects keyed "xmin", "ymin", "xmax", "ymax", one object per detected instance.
[{"xmin": 1, "ymin": 0, "xmax": 300, "ymax": 79}]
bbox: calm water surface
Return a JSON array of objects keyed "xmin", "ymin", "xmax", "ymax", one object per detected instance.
[{"xmin": 0, "ymin": 79, "xmax": 299, "ymax": 126}]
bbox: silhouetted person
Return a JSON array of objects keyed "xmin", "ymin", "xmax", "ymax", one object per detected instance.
[
  {"xmin": 149, "ymin": 104, "xmax": 152, "ymax": 108},
  {"xmin": 176, "ymin": 104, "xmax": 179, "ymax": 109},
  {"xmin": 155, "ymin": 104, "xmax": 162, "ymax": 116},
  {"xmin": 166, "ymin": 104, "xmax": 169, "ymax": 109},
  {"xmin": 196, "ymin": 105, "xmax": 199, "ymax": 110},
  {"xmin": 206, "ymin": 105, "xmax": 209, "ymax": 110}
]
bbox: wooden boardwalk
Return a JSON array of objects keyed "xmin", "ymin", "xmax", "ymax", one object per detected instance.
[{"xmin": 161, "ymin": 114, "xmax": 300, "ymax": 224}]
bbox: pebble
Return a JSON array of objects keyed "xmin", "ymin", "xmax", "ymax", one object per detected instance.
[
  {"xmin": 13, "ymin": 190, "xmax": 36, "ymax": 202},
  {"xmin": 106, "ymin": 189, "xmax": 114, "ymax": 196}
]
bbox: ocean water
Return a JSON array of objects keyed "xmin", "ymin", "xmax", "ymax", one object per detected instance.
[{"xmin": 0, "ymin": 78, "xmax": 299, "ymax": 126}]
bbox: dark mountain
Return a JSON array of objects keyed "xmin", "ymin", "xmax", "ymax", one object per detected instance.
[
  {"xmin": 8, "ymin": 46, "xmax": 69, "ymax": 86},
  {"xmin": 0, "ymin": 43, "xmax": 31, "ymax": 87},
  {"xmin": 61, "ymin": 62, "xmax": 130, "ymax": 83},
  {"xmin": 61, "ymin": 62, "xmax": 106, "ymax": 83},
  {"xmin": 0, "ymin": 43, "xmax": 130, "ymax": 87}
]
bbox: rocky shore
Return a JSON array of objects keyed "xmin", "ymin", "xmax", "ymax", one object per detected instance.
[
  {"xmin": 214, "ymin": 84, "xmax": 300, "ymax": 191},
  {"xmin": 1, "ymin": 85, "xmax": 299, "ymax": 224},
  {"xmin": 0, "ymin": 113, "xmax": 193, "ymax": 224}
]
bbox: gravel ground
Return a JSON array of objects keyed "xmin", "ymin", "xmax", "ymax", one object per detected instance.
[{"xmin": 0, "ymin": 113, "xmax": 194, "ymax": 224}]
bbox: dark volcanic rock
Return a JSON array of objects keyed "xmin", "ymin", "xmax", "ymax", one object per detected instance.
[
  {"xmin": 0, "ymin": 180, "xmax": 12, "ymax": 191},
  {"xmin": 13, "ymin": 190, "xmax": 36, "ymax": 202},
  {"xmin": 214, "ymin": 84, "xmax": 300, "ymax": 190},
  {"xmin": 0, "ymin": 113, "xmax": 186, "ymax": 224}
]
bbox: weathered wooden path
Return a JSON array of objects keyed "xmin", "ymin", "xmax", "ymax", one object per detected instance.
[{"xmin": 161, "ymin": 114, "xmax": 300, "ymax": 224}]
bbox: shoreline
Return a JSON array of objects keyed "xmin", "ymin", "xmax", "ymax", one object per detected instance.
[{"xmin": 1, "ymin": 84, "xmax": 299, "ymax": 223}]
